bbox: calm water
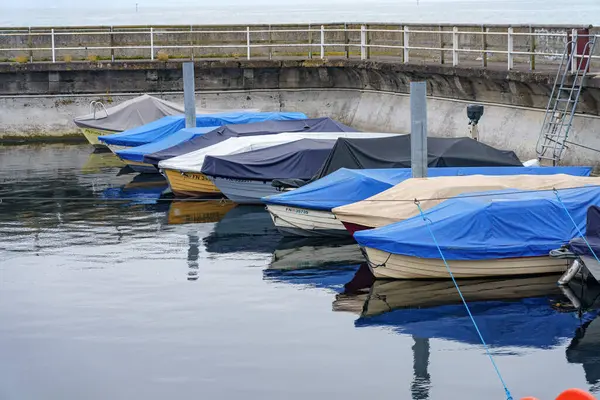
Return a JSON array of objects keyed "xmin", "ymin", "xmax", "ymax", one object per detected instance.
[
  {"xmin": 1, "ymin": 0, "xmax": 599, "ymax": 27},
  {"xmin": 2, "ymin": 143, "xmax": 600, "ymax": 400}
]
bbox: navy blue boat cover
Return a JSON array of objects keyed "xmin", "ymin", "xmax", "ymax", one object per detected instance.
[
  {"xmin": 143, "ymin": 117, "xmax": 357, "ymax": 165},
  {"xmin": 569, "ymin": 206, "xmax": 600, "ymax": 258},
  {"xmin": 201, "ymin": 138, "xmax": 336, "ymax": 180},
  {"xmin": 354, "ymin": 186, "xmax": 600, "ymax": 260},
  {"xmin": 313, "ymin": 135, "xmax": 522, "ymax": 179},
  {"xmin": 262, "ymin": 166, "xmax": 593, "ymax": 211}
]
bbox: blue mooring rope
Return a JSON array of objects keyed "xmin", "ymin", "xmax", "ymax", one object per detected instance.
[
  {"xmin": 553, "ymin": 188, "xmax": 600, "ymax": 266},
  {"xmin": 414, "ymin": 200, "xmax": 514, "ymax": 400}
]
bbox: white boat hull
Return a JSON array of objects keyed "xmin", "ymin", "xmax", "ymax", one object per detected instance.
[
  {"xmin": 266, "ymin": 204, "xmax": 350, "ymax": 237},
  {"xmin": 210, "ymin": 177, "xmax": 283, "ymax": 204},
  {"xmin": 363, "ymin": 247, "xmax": 570, "ymax": 279}
]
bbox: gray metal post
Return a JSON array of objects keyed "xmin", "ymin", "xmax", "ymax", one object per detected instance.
[
  {"xmin": 410, "ymin": 81, "xmax": 428, "ymax": 178},
  {"xmin": 183, "ymin": 62, "xmax": 196, "ymax": 128}
]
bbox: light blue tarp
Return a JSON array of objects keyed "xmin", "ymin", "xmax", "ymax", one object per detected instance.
[
  {"xmin": 98, "ymin": 111, "xmax": 308, "ymax": 147},
  {"xmin": 354, "ymin": 185, "xmax": 600, "ymax": 260},
  {"xmin": 115, "ymin": 126, "xmax": 218, "ymax": 163},
  {"xmin": 262, "ymin": 166, "xmax": 593, "ymax": 211}
]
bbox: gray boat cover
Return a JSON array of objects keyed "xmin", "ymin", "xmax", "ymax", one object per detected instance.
[
  {"xmin": 73, "ymin": 94, "xmax": 256, "ymax": 132},
  {"xmin": 73, "ymin": 94, "xmax": 185, "ymax": 132},
  {"xmin": 143, "ymin": 117, "xmax": 357, "ymax": 166},
  {"xmin": 313, "ymin": 135, "xmax": 522, "ymax": 179},
  {"xmin": 201, "ymin": 138, "xmax": 337, "ymax": 180}
]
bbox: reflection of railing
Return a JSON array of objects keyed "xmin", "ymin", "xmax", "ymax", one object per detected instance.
[{"xmin": 0, "ymin": 24, "xmax": 598, "ymax": 72}]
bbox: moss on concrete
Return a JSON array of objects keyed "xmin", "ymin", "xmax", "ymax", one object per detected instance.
[{"xmin": 0, "ymin": 132, "xmax": 86, "ymax": 145}]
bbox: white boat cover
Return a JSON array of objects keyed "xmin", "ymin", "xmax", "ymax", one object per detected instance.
[
  {"xmin": 158, "ymin": 132, "xmax": 400, "ymax": 172},
  {"xmin": 333, "ymin": 174, "xmax": 600, "ymax": 229},
  {"xmin": 73, "ymin": 94, "xmax": 257, "ymax": 132}
]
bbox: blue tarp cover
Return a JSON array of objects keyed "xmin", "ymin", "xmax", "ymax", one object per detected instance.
[
  {"xmin": 115, "ymin": 126, "xmax": 217, "ymax": 163},
  {"xmin": 99, "ymin": 111, "xmax": 308, "ymax": 147},
  {"xmin": 201, "ymin": 138, "xmax": 336, "ymax": 180},
  {"xmin": 142, "ymin": 117, "xmax": 356, "ymax": 166},
  {"xmin": 262, "ymin": 166, "xmax": 593, "ymax": 211},
  {"xmin": 354, "ymin": 185, "xmax": 600, "ymax": 260}
]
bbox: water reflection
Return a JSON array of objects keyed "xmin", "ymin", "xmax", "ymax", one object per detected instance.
[
  {"xmin": 167, "ymin": 200, "xmax": 237, "ymax": 225},
  {"xmin": 269, "ymin": 238, "xmax": 364, "ymax": 270},
  {"xmin": 203, "ymin": 205, "xmax": 281, "ymax": 255}
]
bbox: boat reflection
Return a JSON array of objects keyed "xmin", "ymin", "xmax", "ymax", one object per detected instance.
[
  {"xmin": 336, "ymin": 273, "xmax": 583, "ymax": 349},
  {"xmin": 167, "ymin": 200, "xmax": 237, "ymax": 225},
  {"xmin": 80, "ymin": 151, "xmax": 125, "ymax": 173},
  {"xmin": 268, "ymin": 237, "xmax": 365, "ymax": 270},
  {"xmin": 204, "ymin": 205, "xmax": 281, "ymax": 254}
]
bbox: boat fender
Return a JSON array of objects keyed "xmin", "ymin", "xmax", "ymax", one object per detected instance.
[
  {"xmin": 558, "ymin": 259, "xmax": 582, "ymax": 285},
  {"xmin": 520, "ymin": 388, "xmax": 597, "ymax": 400}
]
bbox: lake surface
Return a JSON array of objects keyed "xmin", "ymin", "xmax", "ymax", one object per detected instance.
[
  {"xmin": 1, "ymin": 0, "xmax": 599, "ymax": 27},
  {"xmin": 2, "ymin": 143, "xmax": 600, "ymax": 400}
]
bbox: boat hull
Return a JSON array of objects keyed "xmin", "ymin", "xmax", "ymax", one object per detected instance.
[
  {"xmin": 363, "ymin": 247, "xmax": 570, "ymax": 279},
  {"xmin": 81, "ymin": 128, "xmax": 116, "ymax": 149},
  {"xmin": 211, "ymin": 177, "xmax": 283, "ymax": 204},
  {"xmin": 266, "ymin": 204, "xmax": 350, "ymax": 237},
  {"xmin": 127, "ymin": 160, "xmax": 159, "ymax": 174},
  {"xmin": 163, "ymin": 168, "xmax": 221, "ymax": 197},
  {"xmin": 341, "ymin": 221, "xmax": 371, "ymax": 235}
]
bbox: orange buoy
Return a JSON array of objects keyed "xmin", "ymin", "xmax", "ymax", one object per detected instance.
[{"xmin": 555, "ymin": 388, "xmax": 596, "ymax": 400}]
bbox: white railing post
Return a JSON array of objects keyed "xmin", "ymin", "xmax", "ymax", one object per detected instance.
[
  {"xmin": 320, "ymin": 25, "xmax": 325, "ymax": 59},
  {"xmin": 360, "ymin": 25, "xmax": 366, "ymax": 60},
  {"xmin": 507, "ymin": 27, "xmax": 514, "ymax": 70},
  {"xmin": 403, "ymin": 25, "xmax": 410, "ymax": 63},
  {"xmin": 247, "ymin": 26, "xmax": 251, "ymax": 60},
  {"xmin": 51, "ymin": 28, "xmax": 55, "ymax": 63},
  {"xmin": 150, "ymin": 27, "xmax": 154, "ymax": 60},
  {"xmin": 452, "ymin": 26, "xmax": 458, "ymax": 66},
  {"xmin": 571, "ymin": 28, "xmax": 578, "ymax": 73}
]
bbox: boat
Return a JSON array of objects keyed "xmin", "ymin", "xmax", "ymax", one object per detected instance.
[
  {"xmin": 263, "ymin": 166, "xmax": 592, "ymax": 237},
  {"xmin": 339, "ymin": 274, "xmax": 581, "ymax": 349},
  {"xmin": 73, "ymin": 94, "xmax": 186, "ymax": 150},
  {"xmin": 159, "ymin": 132, "xmax": 399, "ymax": 198},
  {"xmin": 309, "ymin": 135, "xmax": 523, "ymax": 183},
  {"xmin": 142, "ymin": 117, "xmax": 357, "ymax": 167},
  {"xmin": 268, "ymin": 237, "xmax": 365, "ymax": 270},
  {"xmin": 202, "ymin": 138, "xmax": 338, "ymax": 204},
  {"xmin": 333, "ymin": 173, "xmax": 600, "ymax": 234},
  {"xmin": 99, "ymin": 111, "xmax": 307, "ymax": 170},
  {"xmin": 167, "ymin": 200, "xmax": 237, "ymax": 225},
  {"xmin": 354, "ymin": 186, "xmax": 600, "ymax": 279},
  {"xmin": 115, "ymin": 126, "xmax": 219, "ymax": 174}
]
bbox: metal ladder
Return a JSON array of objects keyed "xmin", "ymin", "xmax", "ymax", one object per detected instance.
[{"xmin": 536, "ymin": 35, "xmax": 597, "ymax": 166}]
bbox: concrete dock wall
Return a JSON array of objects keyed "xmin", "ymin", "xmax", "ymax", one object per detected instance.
[{"xmin": 1, "ymin": 59, "xmax": 600, "ymax": 166}]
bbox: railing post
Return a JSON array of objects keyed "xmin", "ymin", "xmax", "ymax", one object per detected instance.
[
  {"xmin": 571, "ymin": 28, "xmax": 578, "ymax": 73},
  {"xmin": 51, "ymin": 28, "xmax": 55, "ymax": 63},
  {"xmin": 320, "ymin": 25, "xmax": 325, "ymax": 59},
  {"xmin": 507, "ymin": 27, "xmax": 514, "ymax": 70},
  {"xmin": 452, "ymin": 26, "xmax": 458, "ymax": 66},
  {"xmin": 344, "ymin": 22, "xmax": 349, "ymax": 59},
  {"xmin": 481, "ymin": 25, "xmax": 488, "ymax": 68},
  {"xmin": 110, "ymin": 26, "xmax": 115, "ymax": 62},
  {"xmin": 247, "ymin": 26, "xmax": 251, "ymax": 60},
  {"xmin": 268, "ymin": 24, "xmax": 272, "ymax": 60},
  {"xmin": 150, "ymin": 27, "xmax": 154, "ymax": 60},
  {"xmin": 404, "ymin": 25, "xmax": 410, "ymax": 63},
  {"xmin": 360, "ymin": 25, "xmax": 366, "ymax": 60},
  {"xmin": 439, "ymin": 25, "xmax": 445, "ymax": 64},
  {"xmin": 529, "ymin": 25, "xmax": 535, "ymax": 71},
  {"xmin": 307, "ymin": 24, "xmax": 311, "ymax": 59}
]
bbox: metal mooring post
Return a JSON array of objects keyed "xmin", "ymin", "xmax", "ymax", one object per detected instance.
[
  {"xmin": 410, "ymin": 81, "xmax": 428, "ymax": 178},
  {"xmin": 183, "ymin": 62, "xmax": 196, "ymax": 128}
]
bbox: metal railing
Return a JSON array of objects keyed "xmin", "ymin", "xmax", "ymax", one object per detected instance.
[{"xmin": 0, "ymin": 24, "xmax": 598, "ymax": 72}]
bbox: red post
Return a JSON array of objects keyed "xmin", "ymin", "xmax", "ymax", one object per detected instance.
[{"xmin": 567, "ymin": 28, "xmax": 591, "ymax": 73}]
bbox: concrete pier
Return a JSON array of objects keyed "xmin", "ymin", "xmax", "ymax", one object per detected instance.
[{"xmin": 1, "ymin": 59, "xmax": 600, "ymax": 166}]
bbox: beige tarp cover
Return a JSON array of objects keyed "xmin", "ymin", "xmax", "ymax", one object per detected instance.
[{"xmin": 333, "ymin": 174, "xmax": 600, "ymax": 229}]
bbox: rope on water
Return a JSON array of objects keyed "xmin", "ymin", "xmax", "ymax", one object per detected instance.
[
  {"xmin": 553, "ymin": 188, "xmax": 600, "ymax": 266},
  {"xmin": 414, "ymin": 199, "xmax": 514, "ymax": 400}
]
